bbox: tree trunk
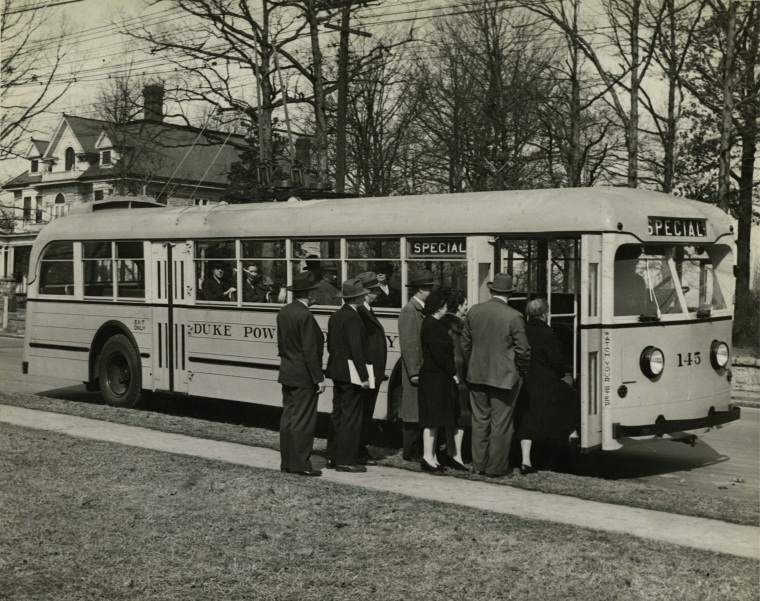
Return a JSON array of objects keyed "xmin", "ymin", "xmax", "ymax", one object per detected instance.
[
  {"xmin": 628, "ymin": 0, "xmax": 640, "ymax": 188},
  {"xmin": 717, "ymin": 0, "xmax": 737, "ymax": 211},
  {"xmin": 662, "ymin": 0, "xmax": 677, "ymax": 193},
  {"xmin": 568, "ymin": 2, "xmax": 582, "ymax": 188},
  {"xmin": 307, "ymin": 3, "xmax": 329, "ymax": 181}
]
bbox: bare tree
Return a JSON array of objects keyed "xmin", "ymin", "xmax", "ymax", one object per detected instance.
[
  {"xmin": 679, "ymin": 0, "xmax": 759, "ymax": 339},
  {"xmin": 123, "ymin": 0, "xmax": 384, "ymax": 188},
  {"xmin": 1, "ymin": 0, "xmax": 77, "ymax": 160},
  {"xmin": 518, "ymin": 0, "xmax": 665, "ymax": 188},
  {"xmin": 340, "ymin": 41, "xmax": 419, "ymax": 196},
  {"xmin": 413, "ymin": 2, "xmax": 554, "ymax": 193},
  {"xmin": 93, "ymin": 71, "xmax": 168, "ymax": 196},
  {"xmin": 535, "ymin": 0, "xmax": 625, "ymax": 187},
  {"xmin": 638, "ymin": 0, "xmax": 706, "ymax": 192}
]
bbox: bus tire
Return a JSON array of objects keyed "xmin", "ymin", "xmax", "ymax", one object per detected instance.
[{"xmin": 98, "ymin": 335, "xmax": 143, "ymax": 408}]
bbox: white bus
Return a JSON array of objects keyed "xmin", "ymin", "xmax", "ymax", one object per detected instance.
[{"xmin": 22, "ymin": 187, "xmax": 740, "ymax": 451}]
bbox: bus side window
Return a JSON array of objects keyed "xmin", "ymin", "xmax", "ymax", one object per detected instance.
[
  {"xmin": 83, "ymin": 242, "xmax": 113, "ymax": 298},
  {"xmin": 39, "ymin": 242, "xmax": 74, "ymax": 296},
  {"xmin": 241, "ymin": 239, "xmax": 286, "ymax": 304},
  {"xmin": 614, "ymin": 246, "xmax": 649, "ymax": 316},
  {"xmin": 116, "ymin": 242, "xmax": 145, "ymax": 299},
  {"xmin": 347, "ymin": 238, "xmax": 401, "ymax": 308},
  {"xmin": 291, "ymin": 239, "xmax": 341, "ymax": 306},
  {"xmin": 194, "ymin": 240, "xmax": 236, "ymax": 303}
]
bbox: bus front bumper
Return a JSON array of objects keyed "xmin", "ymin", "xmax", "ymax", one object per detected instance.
[{"xmin": 613, "ymin": 406, "xmax": 741, "ymax": 439}]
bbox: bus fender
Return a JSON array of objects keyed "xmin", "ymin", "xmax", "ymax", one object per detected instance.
[{"xmin": 88, "ymin": 321, "xmax": 142, "ymax": 387}]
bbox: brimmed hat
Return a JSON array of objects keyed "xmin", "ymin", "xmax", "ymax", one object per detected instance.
[
  {"xmin": 488, "ymin": 273, "xmax": 516, "ymax": 294},
  {"xmin": 287, "ymin": 272, "xmax": 319, "ymax": 291},
  {"xmin": 357, "ymin": 271, "xmax": 380, "ymax": 289},
  {"xmin": 320, "ymin": 260, "xmax": 338, "ymax": 271},
  {"xmin": 406, "ymin": 269, "xmax": 435, "ymax": 288},
  {"xmin": 336, "ymin": 278, "xmax": 371, "ymax": 298}
]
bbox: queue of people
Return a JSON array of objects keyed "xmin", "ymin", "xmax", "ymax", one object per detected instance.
[{"xmin": 276, "ymin": 268, "xmax": 580, "ymax": 478}]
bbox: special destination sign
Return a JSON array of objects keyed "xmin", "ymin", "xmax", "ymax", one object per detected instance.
[
  {"xmin": 648, "ymin": 216, "xmax": 707, "ymax": 237},
  {"xmin": 408, "ymin": 237, "xmax": 466, "ymax": 258}
]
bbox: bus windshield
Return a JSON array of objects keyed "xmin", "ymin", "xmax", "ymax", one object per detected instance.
[{"xmin": 614, "ymin": 244, "xmax": 729, "ymax": 318}]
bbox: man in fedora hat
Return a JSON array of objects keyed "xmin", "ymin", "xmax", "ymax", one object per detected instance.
[
  {"xmin": 276, "ymin": 271, "xmax": 326, "ymax": 476},
  {"xmin": 398, "ymin": 269, "xmax": 435, "ymax": 461},
  {"xmin": 325, "ymin": 278, "xmax": 373, "ymax": 472},
  {"xmin": 354, "ymin": 271, "xmax": 388, "ymax": 465},
  {"xmin": 462, "ymin": 272, "xmax": 530, "ymax": 477}
]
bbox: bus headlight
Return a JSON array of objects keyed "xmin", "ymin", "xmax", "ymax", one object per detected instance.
[
  {"xmin": 710, "ymin": 340, "xmax": 730, "ymax": 369},
  {"xmin": 640, "ymin": 346, "xmax": 665, "ymax": 379}
]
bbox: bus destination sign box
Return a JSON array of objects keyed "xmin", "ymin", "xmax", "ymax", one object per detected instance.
[
  {"xmin": 408, "ymin": 237, "xmax": 466, "ymax": 258},
  {"xmin": 648, "ymin": 216, "xmax": 707, "ymax": 238}
]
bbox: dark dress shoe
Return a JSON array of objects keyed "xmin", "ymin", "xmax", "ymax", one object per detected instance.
[
  {"xmin": 280, "ymin": 467, "xmax": 290, "ymax": 473},
  {"xmin": 325, "ymin": 460, "xmax": 336, "ymax": 469},
  {"xmin": 447, "ymin": 457, "xmax": 468, "ymax": 471},
  {"xmin": 358, "ymin": 458, "xmax": 378, "ymax": 466},
  {"xmin": 335, "ymin": 465, "xmax": 367, "ymax": 473},
  {"xmin": 420, "ymin": 458, "xmax": 443, "ymax": 473},
  {"xmin": 474, "ymin": 470, "xmax": 486, "ymax": 476},
  {"xmin": 520, "ymin": 464, "xmax": 539, "ymax": 476},
  {"xmin": 295, "ymin": 469, "xmax": 323, "ymax": 477}
]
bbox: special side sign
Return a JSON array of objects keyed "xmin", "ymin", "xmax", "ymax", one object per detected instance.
[{"xmin": 648, "ymin": 216, "xmax": 707, "ymax": 237}]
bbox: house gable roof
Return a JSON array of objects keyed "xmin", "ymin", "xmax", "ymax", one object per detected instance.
[
  {"xmin": 25, "ymin": 139, "xmax": 48, "ymax": 158},
  {"xmin": 4, "ymin": 116, "xmax": 247, "ymax": 191}
]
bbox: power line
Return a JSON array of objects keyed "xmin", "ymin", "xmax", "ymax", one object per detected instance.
[{"xmin": 4, "ymin": 0, "xmax": 84, "ymax": 14}]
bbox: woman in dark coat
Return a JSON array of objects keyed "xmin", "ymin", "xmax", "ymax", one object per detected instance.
[
  {"xmin": 418, "ymin": 290, "xmax": 462, "ymax": 473},
  {"xmin": 441, "ymin": 289, "xmax": 470, "ymax": 465},
  {"xmin": 517, "ymin": 298, "xmax": 580, "ymax": 475}
]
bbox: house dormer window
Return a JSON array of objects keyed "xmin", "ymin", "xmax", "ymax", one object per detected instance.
[
  {"xmin": 65, "ymin": 147, "xmax": 75, "ymax": 171},
  {"xmin": 31, "ymin": 159, "xmax": 39, "ymax": 173},
  {"xmin": 101, "ymin": 150, "xmax": 112, "ymax": 166}
]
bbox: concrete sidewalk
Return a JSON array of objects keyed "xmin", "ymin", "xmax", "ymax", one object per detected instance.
[{"xmin": 1, "ymin": 404, "xmax": 758, "ymax": 561}]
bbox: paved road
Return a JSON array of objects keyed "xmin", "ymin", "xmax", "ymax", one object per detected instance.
[{"xmin": 1, "ymin": 336, "xmax": 757, "ymax": 503}]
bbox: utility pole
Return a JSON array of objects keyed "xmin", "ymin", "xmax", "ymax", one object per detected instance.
[
  {"xmin": 323, "ymin": 1, "xmax": 372, "ymax": 193},
  {"xmin": 335, "ymin": 5, "xmax": 351, "ymax": 193}
]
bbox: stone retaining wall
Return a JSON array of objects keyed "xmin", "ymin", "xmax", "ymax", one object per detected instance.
[{"xmin": 733, "ymin": 356, "xmax": 760, "ymax": 396}]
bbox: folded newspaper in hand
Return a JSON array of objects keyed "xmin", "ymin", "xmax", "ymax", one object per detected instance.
[{"xmin": 348, "ymin": 360, "xmax": 375, "ymax": 389}]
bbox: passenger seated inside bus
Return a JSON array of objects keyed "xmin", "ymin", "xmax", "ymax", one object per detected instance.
[
  {"xmin": 241, "ymin": 262, "xmax": 269, "ymax": 302},
  {"xmin": 201, "ymin": 263, "xmax": 236, "ymax": 301},
  {"xmin": 614, "ymin": 246, "xmax": 655, "ymax": 316}
]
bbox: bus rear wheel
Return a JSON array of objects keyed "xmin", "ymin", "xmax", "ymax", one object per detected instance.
[{"xmin": 98, "ymin": 335, "xmax": 143, "ymax": 408}]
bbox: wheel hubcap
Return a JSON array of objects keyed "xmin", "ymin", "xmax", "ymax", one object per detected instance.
[{"xmin": 106, "ymin": 353, "xmax": 130, "ymax": 397}]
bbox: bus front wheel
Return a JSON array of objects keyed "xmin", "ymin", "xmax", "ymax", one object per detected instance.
[{"xmin": 98, "ymin": 335, "xmax": 143, "ymax": 408}]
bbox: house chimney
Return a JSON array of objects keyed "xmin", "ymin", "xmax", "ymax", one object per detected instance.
[
  {"xmin": 143, "ymin": 84, "xmax": 164, "ymax": 122},
  {"xmin": 295, "ymin": 137, "xmax": 312, "ymax": 166}
]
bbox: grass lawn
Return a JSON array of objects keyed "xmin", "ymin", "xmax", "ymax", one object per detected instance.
[
  {"xmin": 1, "ymin": 423, "xmax": 757, "ymax": 601},
  {"xmin": 2, "ymin": 390, "xmax": 757, "ymax": 528}
]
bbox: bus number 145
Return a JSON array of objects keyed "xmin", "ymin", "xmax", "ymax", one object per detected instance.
[{"xmin": 677, "ymin": 352, "xmax": 701, "ymax": 367}]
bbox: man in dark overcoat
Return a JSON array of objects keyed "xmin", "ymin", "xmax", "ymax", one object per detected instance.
[
  {"xmin": 355, "ymin": 271, "xmax": 388, "ymax": 465},
  {"xmin": 462, "ymin": 273, "xmax": 530, "ymax": 477},
  {"xmin": 398, "ymin": 269, "xmax": 434, "ymax": 461},
  {"xmin": 276, "ymin": 271, "xmax": 325, "ymax": 476},
  {"xmin": 325, "ymin": 278, "xmax": 372, "ymax": 472}
]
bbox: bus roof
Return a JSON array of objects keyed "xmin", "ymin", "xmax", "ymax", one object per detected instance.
[{"xmin": 32, "ymin": 187, "xmax": 733, "ymax": 261}]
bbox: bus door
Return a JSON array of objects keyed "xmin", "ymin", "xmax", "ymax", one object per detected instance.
[
  {"xmin": 150, "ymin": 241, "xmax": 191, "ymax": 394},
  {"xmin": 496, "ymin": 236, "xmax": 583, "ymax": 432},
  {"xmin": 580, "ymin": 234, "xmax": 603, "ymax": 449}
]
